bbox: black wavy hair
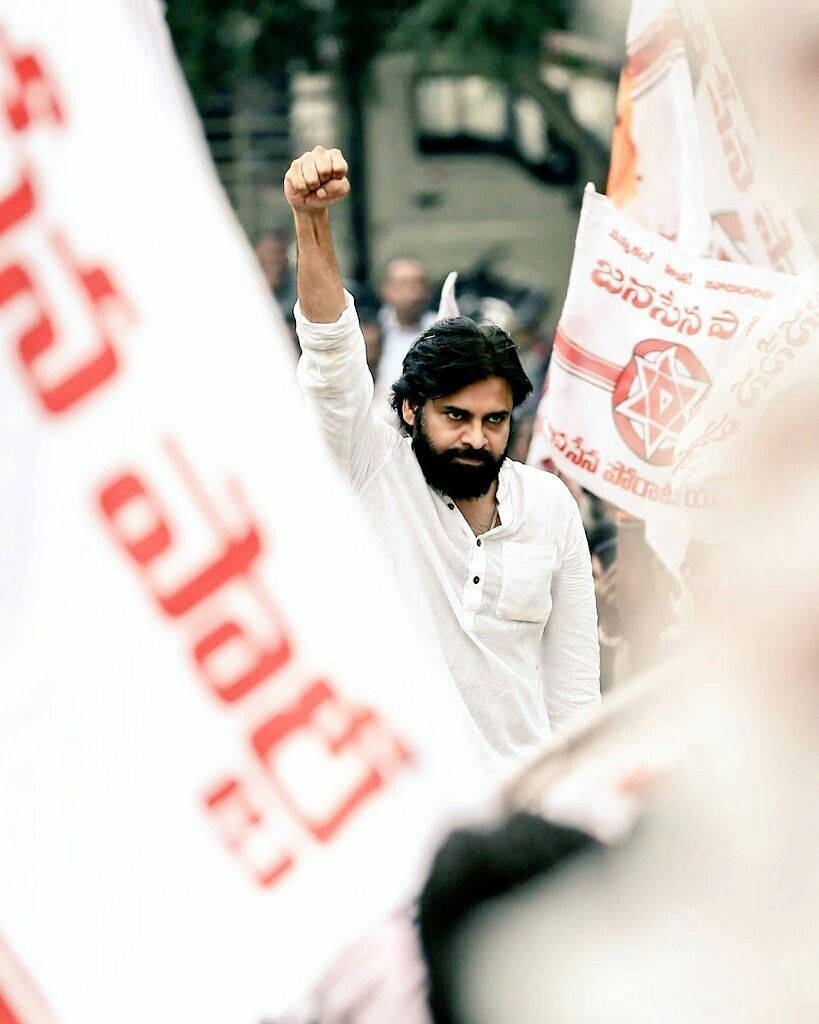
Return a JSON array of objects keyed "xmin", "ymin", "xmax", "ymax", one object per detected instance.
[{"xmin": 390, "ymin": 316, "xmax": 533, "ymax": 432}]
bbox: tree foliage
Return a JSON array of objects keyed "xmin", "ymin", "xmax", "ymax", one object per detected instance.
[
  {"xmin": 165, "ymin": 0, "xmax": 320, "ymax": 104},
  {"xmin": 390, "ymin": 0, "xmax": 570, "ymax": 79},
  {"xmin": 166, "ymin": 0, "xmax": 572, "ymax": 104}
]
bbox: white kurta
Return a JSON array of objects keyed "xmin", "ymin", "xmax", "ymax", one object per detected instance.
[{"xmin": 296, "ymin": 293, "xmax": 600, "ymax": 769}]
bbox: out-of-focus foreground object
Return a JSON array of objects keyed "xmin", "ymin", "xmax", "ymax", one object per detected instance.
[
  {"xmin": 453, "ymin": 636, "xmax": 819, "ymax": 1022},
  {"xmin": 0, "ymin": 2, "xmax": 493, "ymax": 1021},
  {"xmin": 608, "ymin": 0, "xmax": 815, "ymax": 272}
]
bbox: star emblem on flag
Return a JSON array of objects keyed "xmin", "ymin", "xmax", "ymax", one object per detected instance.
[{"xmin": 613, "ymin": 344, "xmax": 710, "ymax": 462}]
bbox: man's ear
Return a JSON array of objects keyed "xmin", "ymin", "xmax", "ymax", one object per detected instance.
[{"xmin": 402, "ymin": 398, "xmax": 418, "ymax": 427}]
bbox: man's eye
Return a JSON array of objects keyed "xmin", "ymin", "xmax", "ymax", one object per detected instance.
[
  {"xmin": 487, "ymin": 415, "xmax": 506, "ymax": 424},
  {"xmin": 447, "ymin": 411, "xmax": 465, "ymax": 421}
]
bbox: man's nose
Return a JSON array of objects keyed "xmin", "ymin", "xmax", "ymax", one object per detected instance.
[{"xmin": 461, "ymin": 420, "xmax": 488, "ymax": 449}]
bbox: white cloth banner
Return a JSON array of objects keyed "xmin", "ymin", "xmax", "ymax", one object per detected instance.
[
  {"xmin": 672, "ymin": 280, "xmax": 819, "ymax": 528},
  {"xmin": 0, "ymin": 4, "xmax": 492, "ymax": 1022},
  {"xmin": 607, "ymin": 0, "xmax": 815, "ymax": 272},
  {"xmin": 527, "ymin": 187, "xmax": 794, "ymax": 525}
]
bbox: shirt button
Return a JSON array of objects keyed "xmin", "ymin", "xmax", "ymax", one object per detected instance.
[
  {"xmin": 473, "ymin": 576, "xmax": 480, "ymax": 584},
  {"xmin": 476, "ymin": 539, "xmax": 481, "ymax": 546},
  {"xmin": 448, "ymin": 502, "xmax": 455, "ymax": 510}
]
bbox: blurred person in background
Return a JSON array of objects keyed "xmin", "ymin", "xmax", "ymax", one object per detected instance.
[
  {"xmin": 587, "ymin": 514, "xmax": 681, "ymax": 689},
  {"xmin": 285, "ymin": 145, "xmax": 600, "ymax": 768},
  {"xmin": 508, "ymin": 316, "xmax": 551, "ymax": 406},
  {"xmin": 356, "ymin": 304, "xmax": 384, "ymax": 381},
  {"xmin": 506, "ymin": 414, "xmax": 533, "ymax": 465},
  {"xmin": 255, "ymin": 228, "xmax": 298, "ymax": 337},
  {"xmin": 376, "ymin": 256, "xmax": 437, "ymax": 400}
]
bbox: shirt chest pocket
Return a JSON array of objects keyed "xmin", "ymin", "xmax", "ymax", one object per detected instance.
[{"xmin": 496, "ymin": 541, "xmax": 556, "ymax": 623}]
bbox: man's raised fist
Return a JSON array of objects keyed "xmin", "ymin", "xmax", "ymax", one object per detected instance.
[{"xmin": 284, "ymin": 146, "xmax": 349, "ymax": 211}]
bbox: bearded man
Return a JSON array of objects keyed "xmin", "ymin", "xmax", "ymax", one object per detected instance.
[{"xmin": 286, "ymin": 146, "xmax": 600, "ymax": 770}]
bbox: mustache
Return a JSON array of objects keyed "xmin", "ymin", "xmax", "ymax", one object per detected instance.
[{"xmin": 444, "ymin": 448, "xmax": 496, "ymax": 464}]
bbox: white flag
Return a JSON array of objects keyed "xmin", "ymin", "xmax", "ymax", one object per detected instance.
[
  {"xmin": 608, "ymin": 0, "xmax": 815, "ymax": 272},
  {"xmin": 672, "ymin": 280, "xmax": 819, "ymax": 529},
  {"xmin": 0, "ymin": 4, "xmax": 491, "ymax": 1021},
  {"xmin": 527, "ymin": 187, "xmax": 793, "ymax": 525},
  {"xmin": 436, "ymin": 270, "xmax": 460, "ymax": 320}
]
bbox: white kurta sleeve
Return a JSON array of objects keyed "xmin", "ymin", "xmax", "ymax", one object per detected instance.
[
  {"xmin": 540, "ymin": 497, "xmax": 601, "ymax": 729},
  {"xmin": 295, "ymin": 290, "xmax": 393, "ymax": 492}
]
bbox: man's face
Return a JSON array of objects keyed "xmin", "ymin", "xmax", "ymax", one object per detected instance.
[
  {"xmin": 403, "ymin": 377, "xmax": 514, "ymax": 499},
  {"xmin": 382, "ymin": 259, "xmax": 430, "ymax": 326}
]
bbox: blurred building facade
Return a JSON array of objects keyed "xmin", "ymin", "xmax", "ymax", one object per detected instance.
[{"xmin": 197, "ymin": 30, "xmax": 620, "ymax": 313}]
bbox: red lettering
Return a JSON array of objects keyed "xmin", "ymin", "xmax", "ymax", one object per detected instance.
[
  {"xmin": 0, "ymin": 31, "xmax": 64, "ymax": 132},
  {"xmin": 98, "ymin": 470, "xmax": 263, "ymax": 617},
  {"xmin": 1, "ymin": 248, "xmax": 121, "ymax": 414},
  {"xmin": 0, "ymin": 168, "xmax": 35, "ymax": 237},
  {"xmin": 20, "ymin": 315, "xmax": 118, "ymax": 411},
  {"xmin": 252, "ymin": 680, "xmax": 411, "ymax": 843},
  {"xmin": 33, "ymin": 232, "xmax": 123, "ymax": 413},
  {"xmin": 0, "ymin": 989, "xmax": 21, "ymax": 1024},
  {"xmin": 0, "ymin": 259, "xmax": 65, "ymax": 407},
  {"xmin": 204, "ymin": 777, "xmax": 293, "ymax": 887},
  {"xmin": 99, "ymin": 473, "xmax": 172, "ymax": 564},
  {"xmin": 53, "ymin": 232, "xmax": 129, "ymax": 324},
  {"xmin": 158, "ymin": 526, "xmax": 261, "ymax": 618},
  {"xmin": 193, "ymin": 618, "xmax": 291, "ymax": 703}
]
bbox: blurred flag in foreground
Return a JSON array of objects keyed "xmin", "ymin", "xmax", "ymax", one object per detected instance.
[
  {"xmin": 608, "ymin": 0, "xmax": 815, "ymax": 273},
  {"xmin": 0, "ymin": 3, "xmax": 490, "ymax": 1021},
  {"xmin": 527, "ymin": 187, "xmax": 793, "ymax": 526}
]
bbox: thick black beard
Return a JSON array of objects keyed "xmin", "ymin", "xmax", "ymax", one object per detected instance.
[{"xmin": 412, "ymin": 415, "xmax": 506, "ymax": 499}]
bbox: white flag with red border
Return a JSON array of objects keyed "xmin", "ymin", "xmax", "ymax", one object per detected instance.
[
  {"xmin": 527, "ymin": 187, "xmax": 795, "ymax": 525},
  {"xmin": 0, "ymin": 3, "xmax": 492, "ymax": 1021}
]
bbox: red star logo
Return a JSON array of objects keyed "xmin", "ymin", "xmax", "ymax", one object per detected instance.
[{"xmin": 614, "ymin": 345, "xmax": 710, "ymax": 460}]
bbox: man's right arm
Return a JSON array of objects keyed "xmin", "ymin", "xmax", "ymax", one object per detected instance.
[
  {"xmin": 285, "ymin": 146, "xmax": 348, "ymax": 323},
  {"xmin": 286, "ymin": 147, "xmax": 389, "ymax": 490}
]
